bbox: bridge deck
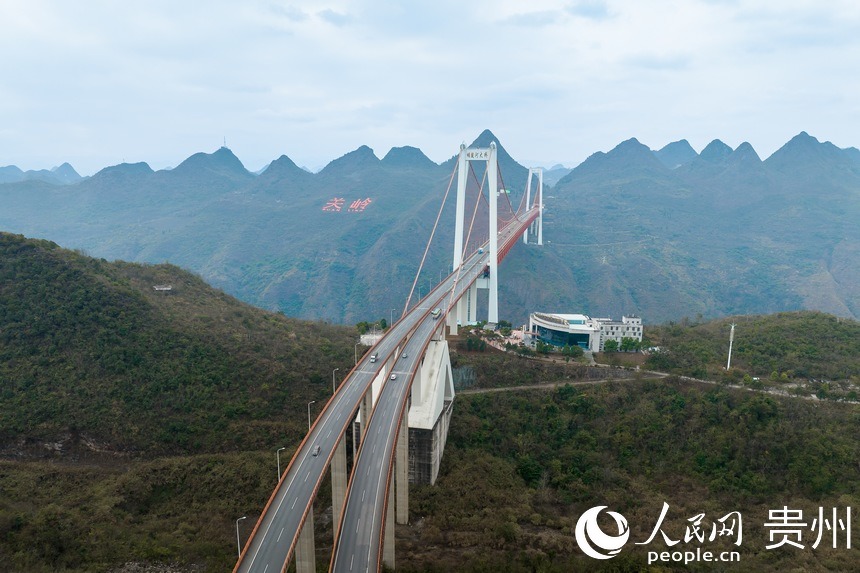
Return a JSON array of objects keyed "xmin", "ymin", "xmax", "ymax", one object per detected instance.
[{"xmin": 235, "ymin": 207, "xmax": 539, "ymax": 573}]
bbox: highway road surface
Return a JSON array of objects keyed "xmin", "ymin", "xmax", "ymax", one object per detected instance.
[
  {"xmin": 329, "ymin": 222, "xmax": 535, "ymax": 572},
  {"xmin": 235, "ymin": 211, "xmax": 538, "ymax": 573}
]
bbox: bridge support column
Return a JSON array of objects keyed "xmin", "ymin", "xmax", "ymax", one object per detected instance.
[
  {"xmin": 537, "ymin": 169, "xmax": 544, "ymax": 246},
  {"xmin": 396, "ymin": 412, "xmax": 409, "ymax": 524},
  {"xmin": 457, "ymin": 294, "xmax": 467, "ymax": 327},
  {"xmin": 383, "ymin": 481, "xmax": 395, "ymax": 569},
  {"xmin": 523, "ymin": 167, "xmax": 544, "ymax": 246},
  {"xmin": 331, "ymin": 434, "xmax": 347, "ymax": 532},
  {"xmin": 447, "ymin": 307, "xmax": 458, "ymax": 336},
  {"xmin": 359, "ymin": 386, "xmax": 373, "ymax": 447},
  {"xmin": 468, "ymin": 282, "xmax": 478, "ymax": 324},
  {"xmin": 295, "ymin": 508, "xmax": 315, "ymax": 573},
  {"xmin": 487, "ymin": 143, "xmax": 499, "ymax": 325},
  {"xmin": 452, "ymin": 144, "xmax": 468, "ymax": 270}
]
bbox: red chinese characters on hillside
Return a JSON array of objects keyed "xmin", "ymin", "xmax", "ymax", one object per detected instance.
[
  {"xmin": 322, "ymin": 198, "xmax": 345, "ymax": 212},
  {"xmin": 348, "ymin": 198, "xmax": 372, "ymax": 212},
  {"xmin": 322, "ymin": 197, "xmax": 372, "ymax": 213}
]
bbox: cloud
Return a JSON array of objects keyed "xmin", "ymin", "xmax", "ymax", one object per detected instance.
[
  {"xmin": 565, "ymin": 1, "xmax": 611, "ymax": 20},
  {"xmin": 623, "ymin": 54, "xmax": 690, "ymax": 71},
  {"xmin": 501, "ymin": 10, "xmax": 560, "ymax": 27},
  {"xmin": 318, "ymin": 8, "xmax": 352, "ymax": 26},
  {"xmin": 1, "ymin": 0, "xmax": 859, "ymax": 175},
  {"xmin": 269, "ymin": 3, "xmax": 309, "ymax": 22}
]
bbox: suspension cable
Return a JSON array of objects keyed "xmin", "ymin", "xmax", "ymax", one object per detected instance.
[
  {"xmin": 401, "ymin": 161, "xmax": 458, "ymax": 317},
  {"xmin": 462, "ymin": 163, "xmax": 487, "ymax": 261},
  {"xmin": 445, "ymin": 162, "xmax": 489, "ymax": 316}
]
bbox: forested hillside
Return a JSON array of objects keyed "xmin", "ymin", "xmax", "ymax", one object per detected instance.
[
  {"xmin": 1, "ymin": 241, "xmax": 859, "ymax": 571},
  {"xmin": 644, "ymin": 311, "xmax": 860, "ymax": 385},
  {"xmin": 403, "ymin": 363, "xmax": 860, "ymax": 572},
  {"xmin": 0, "ymin": 232, "xmax": 355, "ymax": 456}
]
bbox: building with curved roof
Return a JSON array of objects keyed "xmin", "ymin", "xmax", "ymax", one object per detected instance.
[{"xmin": 528, "ymin": 312, "xmax": 642, "ymax": 352}]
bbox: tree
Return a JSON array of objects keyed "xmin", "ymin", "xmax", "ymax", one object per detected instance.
[
  {"xmin": 620, "ymin": 337, "xmax": 639, "ymax": 352},
  {"xmin": 379, "ymin": 318, "xmax": 388, "ymax": 330},
  {"xmin": 603, "ymin": 339, "xmax": 619, "ymax": 352},
  {"xmin": 464, "ymin": 337, "xmax": 487, "ymax": 352},
  {"xmin": 560, "ymin": 344, "xmax": 584, "ymax": 362}
]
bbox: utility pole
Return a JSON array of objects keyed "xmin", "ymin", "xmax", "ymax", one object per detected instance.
[{"xmin": 726, "ymin": 323, "xmax": 736, "ymax": 370}]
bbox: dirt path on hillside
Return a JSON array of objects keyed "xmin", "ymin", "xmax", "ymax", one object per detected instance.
[{"xmin": 456, "ymin": 373, "xmax": 667, "ymax": 395}]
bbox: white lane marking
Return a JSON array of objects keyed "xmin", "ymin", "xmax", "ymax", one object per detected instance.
[
  {"xmin": 277, "ymin": 528, "xmax": 284, "ymax": 542},
  {"xmin": 361, "ymin": 489, "xmax": 366, "ymax": 501},
  {"xmin": 245, "ymin": 449, "xmax": 311, "ymax": 569},
  {"xmin": 356, "ymin": 519, "xmax": 361, "ymax": 534},
  {"xmin": 350, "ymin": 554, "xmax": 354, "ymax": 571},
  {"xmin": 291, "ymin": 497, "xmax": 298, "ymax": 509},
  {"xmin": 305, "ymin": 471, "xmax": 310, "ymax": 482},
  {"xmin": 264, "ymin": 565, "xmax": 269, "ymax": 573}
]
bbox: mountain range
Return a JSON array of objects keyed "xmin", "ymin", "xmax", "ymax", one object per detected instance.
[
  {"xmin": 2, "ymin": 129, "xmax": 859, "ymax": 325},
  {"xmin": 0, "ymin": 162, "xmax": 82, "ymax": 185}
]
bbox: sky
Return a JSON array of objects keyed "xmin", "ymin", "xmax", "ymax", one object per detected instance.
[{"xmin": 1, "ymin": 0, "xmax": 859, "ymax": 176}]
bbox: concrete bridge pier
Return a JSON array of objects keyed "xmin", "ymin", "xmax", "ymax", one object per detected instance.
[
  {"xmin": 468, "ymin": 282, "xmax": 478, "ymax": 324},
  {"xmin": 331, "ymin": 435, "xmax": 347, "ymax": 531},
  {"xmin": 396, "ymin": 410, "xmax": 409, "ymax": 524},
  {"xmin": 408, "ymin": 339, "xmax": 455, "ymax": 486},
  {"xmin": 383, "ymin": 482, "xmax": 395, "ymax": 569},
  {"xmin": 295, "ymin": 508, "xmax": 315, "ymax": 573},
  {"xmin": 354, "ymin": 385, "xmax": 374, "ymax": 457}
]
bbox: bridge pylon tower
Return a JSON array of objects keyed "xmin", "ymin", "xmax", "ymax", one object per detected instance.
[
  {"xmin": 234, "ymin": 139, "xmax": 547, "ymax": 573},
  {"xmin": 449, "ymin": 142, "xmax": 501, "ymax": 333},
  {"xmin": 523, "ymin": 167, "xmax": 544, "ymax": 246}
]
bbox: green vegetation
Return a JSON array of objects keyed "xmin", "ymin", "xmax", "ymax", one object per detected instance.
[
  {"xmin": 402, "ymin": 353, "xmax": 860, "ymax": 572},
  {"xmin": 355, "ymin": 318, "xmax": 388, "ymax": 334},
  {"xmin": 0, "ymin": 233, "xmax": 355, "ymax": 455},
  {"xmin": 645, "ymin": 311, "xmax": 860, "ymax": 385},
  {"xmin": 0, "ymin": 233, "xmax": 360, "ymax": 571},
  {"xmin": 0, "ymin": 453, "xmax": 276, "ymax": 572},
  {"xmin": 2, "ymin": 233, "xmax": 859, "ymax": 572},
  {"xmin": 460, "ymin": 337, "xmax": 488, "ymax": 352}
]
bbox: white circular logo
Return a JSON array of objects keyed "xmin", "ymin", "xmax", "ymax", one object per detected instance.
[{"xmin": 575, "ymin": 506, "xmax": 630, "ymax": 560}]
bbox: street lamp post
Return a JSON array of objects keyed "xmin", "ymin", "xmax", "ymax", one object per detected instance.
[
  {"xmin": 332, "ymin": 368, "xmax": 339, "ymax": 394},
  {"xmin": 235, "ymin": 516, "xmax": 247, "ymax": 557},
  {"xmin": 354, "ymin": 342, "xmax": 361, "ymax": 365},
  {"xmin": 307, "ymin": 400, "xmax": 316, "ymax": 431},
  {"xmin": 276, "ymin": 446, "xmax": 286, "ymax": 481}
]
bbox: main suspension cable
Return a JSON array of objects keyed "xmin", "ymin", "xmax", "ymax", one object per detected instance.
[{"xmin": 401, "ymin": 162, "xmax": 458, "ymax": 318}]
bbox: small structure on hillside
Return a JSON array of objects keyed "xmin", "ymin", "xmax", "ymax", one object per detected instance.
[{"xmin": 528, "ymin": 312, "xmax": 643, "ymax": 351}]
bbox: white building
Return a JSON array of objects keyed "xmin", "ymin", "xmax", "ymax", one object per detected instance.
[{"xmin": 528, "ymin": 312, "xmax": 643, "ymax": 352}]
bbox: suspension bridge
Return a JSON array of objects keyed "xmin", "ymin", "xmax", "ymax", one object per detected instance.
[{"xmin": 234, "ymin": 142, "xmax": 545, "ymax": 573}]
